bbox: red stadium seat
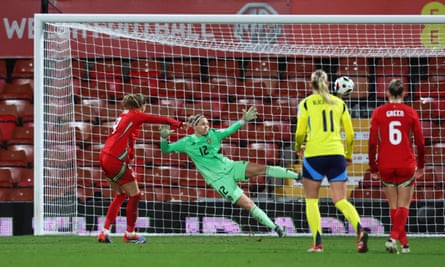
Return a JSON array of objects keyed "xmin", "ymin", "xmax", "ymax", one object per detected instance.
[
  {"xmin": 11, "ymin": 59, "xmax": 34, "ymax": 79},
  {"xmin": 0, "ymin": 83, "xmax": 33, "ymax": 101},
  {"xmin": 8, "ymin": 126, "xmax": 33, "ymax": 145},
  {"xmin": 238, "ymin": 78, "xmax": 277, "ymax": 98},
  {"xmin": 342, "ymin": 76, "xmax": 370, "ymax": 100},
  {"xmin": 182, "ymin": 100, "xmax": 226, "ymax": 121},
  {"xmin": 208, "ymin": 58, "xmax": 240, "ymax": 79},
  {"xmin": 0, "ymin": 103, "xmax": 19, "ymax": 141},
  {"xmin": 337, "ymin": 57, "xmax": 370, "ymax": 75},
  {"xmin": 166, "ymin": 58, "xmax": 201, "ymax": 80},
  {"xmin": 414, "ymin": 75, "xmax": 445, "ymax": 99},
  {"xmin": 8, "ymin": 188, "xmax": 33, "ymax": 201},
  {"xmin": 153, "ymin": 186, "xmax": 198, "ymax": 202},
  {"xmin": 350, "ymin": 188, "xmax": 385, "ymax": 199},
  {"xmin": 13, "ymin": 168, "xmax": 33, "ymax": 188},
  {"xmin": 375, "ymin": 58, "xmax": 410, "ymax": 75},
  {"xmin": 276, "ymin": 78, "xmax": 311, "ymax": 99},
  {"xmin": 427, "ymin": 57, "xmax": 445, "ymax": 75},
  {"xmin": 285, "ymin": 57, "xmax": 316, "ymax": 78},
  {"xmin": 244, "ymin": 58, "xmax": 279, "ymax": 78},
  {"xmin": 0, "ymin": 188, "xmax": 11, "ymax": 201},
  {"xmin": 220, "ymin": 143, "xmax": 250, "ymax": 162},
  {"xmin": 0, "ymin": 59, "xmax": 7, "ymax": 81},
  {"xmin": 0, "ymin": 150, "xmax": 27, "ymax": 168},
  {"xmin": 0, "ymin": 169, "xmax": 13, "ymax": 188},
  {"xmin": 74, "ymin": 103, "xmax": 99, "ymax": 123},
  {"xmin": 375, "ymin": 75, "xmax": 409, "ymax": 100},
  {"xmin": 7, "ymin": 145, "xmax": 33, "ymax": 166},
  {"xmin": 248, "ymin": 143, "xmax": 280, "ymax": 165},
  {"xmin": 90, "ymin": 124, "xmax": 112, "ymax": 145}
]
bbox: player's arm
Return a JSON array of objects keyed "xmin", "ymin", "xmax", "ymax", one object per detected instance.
[
  {"xmin": 141, "ymin": 113, "xmax": 183, "ymax": 129},
  {"xmin": 159, "ymin": 125, "xmax": 186, "ymax": 153},
  {"xmin": 368, "ymin": 111, "xmax": 379, "ymax": 173},
  {"xmin": 217, "ymin": 106, "xmax": 257, "ymax": 139},
  {"xmin": 341, "ymin": 103, "xmax": 354, "ymax": 161},
  {"xmin": 412, "ymin": 110, "xmax": 425, "ymax": 169},
  {"xmin": 294, "ymin": 100, "xmax": 308, "ymax": 151}
]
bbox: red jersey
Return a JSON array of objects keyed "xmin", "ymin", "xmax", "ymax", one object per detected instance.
[
  {"xmin": 368, "ymin": 102, "xmax": 425, "ymax": 173},
  {"xmin": 101, "ymin": 109, "xmax": 182, "ymax": 162}
]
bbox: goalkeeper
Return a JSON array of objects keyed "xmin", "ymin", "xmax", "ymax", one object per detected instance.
[{"xmin": 159, "ymin": 106, "xmax": 301, "ymax": 237}]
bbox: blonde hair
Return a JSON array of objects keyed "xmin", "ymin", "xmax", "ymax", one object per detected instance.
[
  {"xmin": 122, "ymin": 93, "xmax": 146, "ymax": 109},
  {"xmin": 188, "ymin": 114, "xmax": 204, "ymax": 126},
  {"xmin": 311, "ymin": 69, "xmax": 334, "ymax": 105}
]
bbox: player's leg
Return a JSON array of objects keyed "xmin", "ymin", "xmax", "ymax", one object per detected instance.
[
  {"xmin": 396, "ymin": 184, "xmax": 414, "ymax": 253},
  {"xmin": 99, "ymin": 181, "xmax": 127, "ymax": 243},
  {"xmin": 383, "ymin": 185, "xmax": 399, "ymax": 253},
  {"xmin": 245, "ymin": 162, "xmax": 301, "ymax": 180},
  {"xmin": 303, "ymin": 179, "xmax": 323, "ymax": 252},
  {"xmin": 235, "ymin": 193, "xmax": 285, "ymax": 237},
  {"xmin": 120, "ymin": 179, "xmax": 147, "ymax": 243}
]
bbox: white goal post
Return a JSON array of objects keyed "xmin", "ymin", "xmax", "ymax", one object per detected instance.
[{"xmin": 34, "ymin": 14, "xmax": 445, "ymax": 236}]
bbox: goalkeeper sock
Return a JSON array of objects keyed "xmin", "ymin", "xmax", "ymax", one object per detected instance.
[
  {"xmin": 126, "ymin": 193, "xmax": 141, "ymax": 233},
  {"xmin": 250, "ymin": 205, "xmax": 276, "ymax": 230},
  {"xmin": 305, "ymin": 198, "xmax": 322, "ymax": 246},
  {"xmin": 103, "ymin": 193, "xmax": 127, "ymax": 230},
  {"xmin": 266, "ymin": 166, "xmax": 300, "ymax": 179},
  {"xmin": 335, "ymin": 199, "xmax": 361, "ymax": 233}
]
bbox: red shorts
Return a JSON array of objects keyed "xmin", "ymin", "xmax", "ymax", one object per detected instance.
[
  {"xmin": 99, "ymin": 152, "xmax": 137, "ymax": 185},
  {"xmin": 379, "ymin": 167, "xmax": 416, "ymax": 187}
]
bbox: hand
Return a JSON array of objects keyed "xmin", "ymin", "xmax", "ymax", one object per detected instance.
[
  {"xmin": 242, "ymin": 106, "xmax": 258, "ymax": 122},
  {"xmin": 160, "ymin": 125, "xmax": 174, "ymax": 138}
]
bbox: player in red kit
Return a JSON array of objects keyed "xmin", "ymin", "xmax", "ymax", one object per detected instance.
[
  {"xmin": 368, "ymin": 79, "xmax": 425, "ymax": 254},
  {"xmin": 98, "ymin": 93, "xmax": 183, "ymax": 243}
]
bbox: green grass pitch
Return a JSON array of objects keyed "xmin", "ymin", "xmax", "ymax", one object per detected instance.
[{"xmin": 0, "ymin": 235, "xmax": 443, "ymax": 267}]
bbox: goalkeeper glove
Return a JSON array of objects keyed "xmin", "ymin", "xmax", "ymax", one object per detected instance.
[
  {"xmin": 160, "ymin": 125, "xmax": 174, "ymax": 139},
  {"xmin": 242, "ymin": 106, "xmax": 258, "ymax": 122}
]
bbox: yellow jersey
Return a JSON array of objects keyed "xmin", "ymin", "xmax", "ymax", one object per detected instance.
[{"xmin": 294, "ymin": 93, "xmax": 354, "ymax": 160}]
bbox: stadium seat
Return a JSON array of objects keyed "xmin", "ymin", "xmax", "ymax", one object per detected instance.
[
  {"xmin": 152, "ymin": 145, "xmax": 191, "ymax": 167},
  {"xmin": 13, "ymin": 168, "xmax": 33, "ymax": 188},
  {"xmin": 414, "ymin": 75, "xmax": 445, "ymax": 99},
  {"xmin": 89, "ymin": 59, "xmax": 125, "ymax": 79},
  {"xmin": 0, "ymin": 169, "xmax": 13, "ymax": 188},
  {"xmin": 0, "ymin": 103, "xmax": 19, "ymax": 141},
  {"xmin": 75, "ymin": 79, "xmax": 114, "ymax": 100},
  {"xmin": 90, "ymin": 124, "xmax": 112, "ymax": 145},
  {"xmin": 411, "ymin": 98, "xmax": 444, "ymax": 120},
  {"xmin": 0, "ymin": 188, "xmax": 11, "ymax": 201},
  {"xmin": 0, "ymin": 83, "xmax": 33, "ymax": 101},
  {"xmin": 427, "ymin": 57, "xmax": 445, "ymax": 75},
  {"xmin": 220, "ymin": 143, "xmax": 250, "ymax": 162},
  {"xmin": 8, "ymin": 188, "xmax": 33, "ymax": 201},
  {"xmin": 375, "ymin": 75, "xmax": 409, "ymax": 100},
  {"xmin": 239, "ymin": 78, "xmax": 277, "ymax": 98},
  {"xmin": 285, "ymin": 57, "xmax": 316, "ymax": 78},
  {"xmin": 77, "ymin": 145, "xmax": 102, "ymax": 167},
  {"xmin": 244, "ymin": 58, "xmax": 279, "ymax": 78},
  {"xmin": 156, "ymin": 80, "xmax": 191, "ymax": 99},
  {"xmin": 0, "ymin": 129, "xmax": 4, "ymax": 148},
  {"xmin": 248, "ymin": 143, "xmax": 280, "ymax": 165},
  {"xmin": 166, "ymin": 58, "xmax": 201, "ymax": 80},
  {"xmin": 96, "ymin": 102, "xmax": 122, "ymax": 124},
  {"xmin": 130, "ymin": 58, "xmax": 163, "ymax": 78},
  {"xmin": 77, "ymin": 167, "xmax": 108, "ymax": 188},
  {"xmin": 74, "ymin": 103, "xmax": 99, "ymax": 123},
  {"xmin": 237, "ymin": 121, "xmax": 292, "ymax": 143},
  {"xmin": 11, "ymin": 59, "xmax": 34, "ymax": 79},
  {"xmin": 342, "ymin": 75, "xmax": 370, "ymax": 100},
  {"xmin": 337, "ymin": 57, "xmax": 370, "ymax": 75},
  {"xmin": 69, "ymin": 121, "xmax": 92, "ymax": 147},
  {"xmin": 145, "ymin": 166, "xmax": 206, "ymax": 187},
  {"xmin": 0, "ymin": 59, "xmax": 7, "ymax": 81},
  {"xmin": 277, "ymin": 78, "xmax": 311, "ymax": 99},
  {"xmin": 72, "ymin": 58, "xmax": 88, "ymax": 79},
  {"xmin": 0, "ymin": 150, "xmax": 27, "ymax": 168},
  {"xmin": 8, "ymin": 126, "xmax": 33, "ymax": 145},
  {"xmin": 375, "ymin": 58, "xmax": 410, "ymax": 76},
  {"xmin": 208, "ymin": 58, "xmax": 240, "ymax": 79},
  {"xmin": 45, "ymin": 145, "xmax": 78, "ymax": 168},
  {"xmin": 7, "ymin": 145, "xmax": 33, "ymax": 167},
  {"xmin": 358, "ymin": 170, "xmax": 381, "ymax": 188},
  {"xmin": 182, "ymin": 100, "xmax": 226, "ymax": 121},
  {"xmin": 350, "ymin": 188, "xmax": 385, "ymax": 199}
]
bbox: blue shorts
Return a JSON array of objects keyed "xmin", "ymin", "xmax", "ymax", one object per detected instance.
[{"xmin": 302, "ymin": 155, "xmax": 348, "ymax": 182}]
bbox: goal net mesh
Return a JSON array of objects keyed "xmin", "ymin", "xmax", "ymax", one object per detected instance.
[{"xmin": 35, "ymin": 15, "xmax": 445, "ymax": 236}]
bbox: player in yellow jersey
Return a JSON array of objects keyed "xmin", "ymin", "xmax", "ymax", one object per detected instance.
[{"xmin": 294, "ymin": 69, "xmax": 368, "ymax": 253}]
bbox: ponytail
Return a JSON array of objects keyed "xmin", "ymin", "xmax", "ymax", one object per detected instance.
[{"xmin": 311, "ymin": 69, "xmax": 334, "ymax": 105}]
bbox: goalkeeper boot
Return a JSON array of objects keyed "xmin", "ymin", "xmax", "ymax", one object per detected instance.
[
  {"xmin": 274, "ymin": 225, "xmax": 285, "ymax": 238},
  {"xmin": 123, "ymin": 232, "xmax": 147, "ymax": 244},
  {"xmin": 357, "ymin": 229, "xmax": 369, "ymax": 253},
  {"xmin": 307, "ymin": 244, "xmax": 323, "ymax": 253},
  {"xmin": 385, "ymin": 238, "xmax": 398, "ymax": 254},
  {"xmin": 98, "ymin": 231, "xmax": 112, "ymax": 243}
]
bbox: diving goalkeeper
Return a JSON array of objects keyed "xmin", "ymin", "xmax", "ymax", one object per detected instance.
[{"xmin": 159, "ymin": 106, "xmax": 300, "ymax": 236}]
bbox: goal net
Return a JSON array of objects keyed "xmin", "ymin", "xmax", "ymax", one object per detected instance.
[{"xmin": 34, "ymin": 14, "xmax": 445, "ymax": 236}]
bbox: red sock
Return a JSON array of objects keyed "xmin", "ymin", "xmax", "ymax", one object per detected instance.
[
  {"xmin": 389, "ymin": 208, "xmax": 398, "ymax": 240},
  {"xmin": 397, "ymin": 207, "xmax": 409, "ymax": 246},
  {"xmin": 103, "ymin": 193, "xmax": 127, "ymax": 230},
  {"xmin": 126, "ymin": 193, "xmax": 141, "ymax": 233}
]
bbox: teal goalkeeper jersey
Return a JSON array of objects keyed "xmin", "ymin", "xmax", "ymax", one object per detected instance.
[{"xmin": 160, "ymin": 121, "xmax": 244, "ymax": 184}]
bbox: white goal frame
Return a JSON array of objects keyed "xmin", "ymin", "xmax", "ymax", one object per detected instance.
[{"xmin": 34, "ymin": 14, "xmax": 445, "ymax": 236}]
